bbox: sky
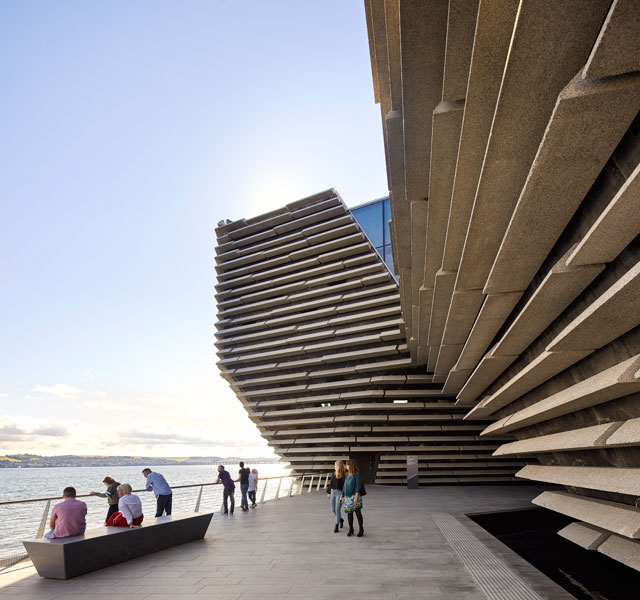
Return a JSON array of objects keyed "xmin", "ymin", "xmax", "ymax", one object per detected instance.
[{"xmin": 0, "ymin": 1, "xmax": 388, "ymax": 457}]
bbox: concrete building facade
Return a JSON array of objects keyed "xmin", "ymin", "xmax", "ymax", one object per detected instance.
[
  {"xmin": 215, "ymin": 192, "xmax": 527, "ymax": 485},
  {"xmin": 364, "ymin": 0, "xmax": 640, "ymax": 572},
  {"xmin": 216, "ymin": 0, "xmax": 640, "ymax": 572}
]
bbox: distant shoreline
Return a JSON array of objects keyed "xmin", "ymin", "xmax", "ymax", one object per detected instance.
[{"xmin": 0, "ymin": 454, "xmax": 280, "ymax": 469}]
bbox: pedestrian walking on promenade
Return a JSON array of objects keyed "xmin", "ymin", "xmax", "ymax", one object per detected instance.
[
  {"xmin": 142, "ymin": 468, "xmax": 173, "ymax": 517},
  {"xmin": 216, "ymin": 464, "xmax": 235, "ymax": 514},
  {"xmin": 341, "ymin": 459, "xmax": 364, "ymax": 537},
  {"xmin": 236, "ymin": 461, "xmax": 251, "ymax": 512},
  {"xmin": 90, "ymin": 476, "xmax": 121, "ymax": 524},
  {"xmin": 248, "ymin": 468, "xmax": 259, "ymax": 508},
  {"xmin": 326, "ymin": 460, "xmax": 345, "ymax": 533}
]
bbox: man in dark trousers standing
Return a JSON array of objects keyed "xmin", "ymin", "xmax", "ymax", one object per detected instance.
[
  {"xmin": 216, "ymin": 464, "xmax": 235, "ymax": 514},
  {"xmin": 142, "ymin": 468, "xmax": 173, "ymax": 517},
  {"xmin": 236, "ymin": 461, "xmax": 251, "ymax": 512}
]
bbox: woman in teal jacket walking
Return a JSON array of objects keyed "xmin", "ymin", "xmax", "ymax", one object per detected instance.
[{"xmin": 340, "ymin": 459, "xmax": 364, "ymax": 537}]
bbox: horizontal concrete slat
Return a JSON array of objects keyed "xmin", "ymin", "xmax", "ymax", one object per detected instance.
[
  {"xmin": 532, "ymin": 491, "xmax": 640, "ymax": 539},
  {"xmin": 517, "ymin": 465, "xmax": 640, "ymax": 495}
]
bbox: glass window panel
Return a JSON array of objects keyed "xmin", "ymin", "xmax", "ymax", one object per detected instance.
[
  {"xmin": 352, "ymin": 203, "xmax": 384, "ymax": 247},
  {"xmin": 384, "ymin": 244, "xmax": 395, "ymax": 276},
  {"xmin": 383, "ymin": 198, "xmax": 391, "ymax": 246}
]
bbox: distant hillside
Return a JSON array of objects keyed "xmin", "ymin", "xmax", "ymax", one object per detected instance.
[{"xmin": 0, "ymin": 454, "xmax": 279, "ymax": 468}]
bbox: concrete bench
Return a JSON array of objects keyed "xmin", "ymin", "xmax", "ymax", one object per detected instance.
[{"xmin": 23, "ymin": 511, "xmax": 213, "ymax": 579}]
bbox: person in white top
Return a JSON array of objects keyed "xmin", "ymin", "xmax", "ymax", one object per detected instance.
[
  {"xmin": 248, "ymin": 469, "xmax": 259, "ymax": 509},
  {"xmin": 105, "ymin": 483, "xmax": 144, "ymax": 528}
]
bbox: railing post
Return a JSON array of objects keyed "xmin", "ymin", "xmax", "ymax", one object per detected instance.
[
  {"xmin": 299, "ymin": 476, "xmax": 305, "ymax": 495},
  {"xmin": 194, "ymin": 485, "xmax": 203, "ymax": 513},
  {"xmin": 316, "ymin": 475, "xmax": 322, "ymax": 491},
  {"xmin": 287, "ymin": 476, "xmax": 295, "ymax": 497},
  {"xmin": 259, "ymin": 479, "xmax": 268, "ymax": 504},
  {"xmin": 324, "ymin": 473, "xmax": 330, "ymax": 488},
  {"xmin": 36, "ymin": 500, "xmax": 51, "ymax": 539},
  {"xmin": 308, "ymin": 475, "xmax": 314, "ymax": 493},
  {"xmin": 275, "ymin": 477, "xmax": 282, "ymax": 500},
  {"xmin": 216, "ymin": 485, "xmax": 224, "ymax": 514}
]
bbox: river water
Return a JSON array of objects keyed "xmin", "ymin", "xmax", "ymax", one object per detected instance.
[{"xmin": 0, "ymin": 463, "xmax": 291, "ymax": 560}]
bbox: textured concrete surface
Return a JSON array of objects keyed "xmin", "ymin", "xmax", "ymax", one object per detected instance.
[
  {"xmin": 558, "ymin": 522, "xmax": 610, "ymax": 551},
  {"xmin": 454, "ymin": 292, "xmax": 522, "ymax": 371},
  {"xmin": 517, "ymin": 465, "xmax": 640, "ymax": 496},
  {"xmin": 494, "ymin": 422, "xmax": 620, "ymax": 456},
  {"xmin": 480, "ymin": 355, "xmax": 640, "ymax": 435},
  {"xmin": 605, "ymin": 416, "xmax": 640, "ymax": 447},
  {"xmin": 568, "ymin": 162, "xmax": 640, "ymax": 267},
  {"xmin": 598, "ymin": 533, "xmax": 640, "ymax": 572},
  {"xmin": 548, "ymin": 261, "xmax": 640, "ymax": 352},
  {"xmin": 1, "ymin": 485, "xmax": 573, "ymax": 600},
  {"xmin": 457, "ymin": 355, "xmax": 518, "ymax": 406},
  {"xmin": 533, "ymin": 491, "xmax": 640, "ymax": 539},
  {"xmin": 398, "ymin": 0, "xmax": 446, "ymax": 203},
  {"xmin": 483, "ymin": 71, "xmax": 640, "ymax": 296},
  {"xmin": 441, "ymin": 0, "xmax": 518, "ymax": 274},
  {"xmin": 454, "ymin": 0, "xmax": 610, "ymax": 292},
  {"xmin": 216, "ymin": 194, "xmax": 523, "ymax": 483},
  {"xmin": 583, "ymin": 0, "xmax": 640, "ymax": 80},
  {"xmin": 365, "ymin": 0, "xmax": 640, "ymax": 573},
  {"xmin": 492, "ymin": 251, "xmax": 605, "ymax": 357}
]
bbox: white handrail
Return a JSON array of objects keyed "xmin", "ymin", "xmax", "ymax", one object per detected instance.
[{"xmin": 0, "ymin": 472, "xmax": 331, "ymax": 569}]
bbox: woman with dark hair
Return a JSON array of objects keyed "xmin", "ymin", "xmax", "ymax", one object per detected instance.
[
  {"xmin": 340, "ymin": 459, "xmax": 364, "ymax": 537},
  {"xmin": 90, "ymin": 476, "xmax": 121, "ymax": 524}
]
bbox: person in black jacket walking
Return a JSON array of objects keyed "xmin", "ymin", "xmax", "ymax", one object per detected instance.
[{"xmin": 326, "ymin": 460, "xmax": 345, "ymax": 533}]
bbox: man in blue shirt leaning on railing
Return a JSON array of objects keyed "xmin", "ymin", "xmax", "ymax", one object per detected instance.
[
  {"xmin": 216, "ymin": 465, "xmax": 235, "ymax": 515},
  {"xmin": 142, "ymin": 468, "xmax": 173, "ymax": 517}
]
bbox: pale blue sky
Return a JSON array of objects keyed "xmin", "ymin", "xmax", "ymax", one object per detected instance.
[{"xmin": 0, "ymin": 1, "xmax": 387, "ymax": 456}]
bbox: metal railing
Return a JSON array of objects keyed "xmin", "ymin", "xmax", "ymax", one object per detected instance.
[{"xmin": 0, "ymin": 472, "xmax": 331, "ymax": 569}]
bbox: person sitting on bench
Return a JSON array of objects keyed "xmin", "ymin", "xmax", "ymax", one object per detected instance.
[
  {"xmin": 105, "ymin": 483, "xmax": 144, "ymax": 528},
  {"xmin": 45, "ymin": 487, "xmax": 87, "ymax": 538}
]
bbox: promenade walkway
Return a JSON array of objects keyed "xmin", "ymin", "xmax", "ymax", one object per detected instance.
[{"xmin": 1, "ymin": 485, "xmax": 573, "ymax": 600}]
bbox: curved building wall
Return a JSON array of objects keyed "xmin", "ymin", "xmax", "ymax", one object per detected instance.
[
  {"xmin": 215, "ymin": 190, "xmax": 526, "ymax": 484},
  {"xmin": 365, "ymin": 0, "xmax": 640, "ymax": 571}
]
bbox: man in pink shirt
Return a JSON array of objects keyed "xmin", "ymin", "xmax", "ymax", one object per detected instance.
[{"xmin": 45, "ymin": 487, "xmax": 87, "ymax": 538}]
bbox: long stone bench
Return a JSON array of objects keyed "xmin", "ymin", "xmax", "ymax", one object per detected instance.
[{"xmin": 23, "ymin": 511, "xmax": 213, "ymax": 579}]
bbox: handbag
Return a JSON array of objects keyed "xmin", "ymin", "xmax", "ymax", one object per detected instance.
[
  {"xmin": 343, "ymin": 495, "xmax": 362, "ymax": 513},
  {"xmin": 360, "ymin": 482, "xmax": 367, "ymax": 497}
]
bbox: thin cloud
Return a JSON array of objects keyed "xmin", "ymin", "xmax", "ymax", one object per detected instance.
[
  {"xmin": 4, "ymin": 388, "xmax": 271, "ymax": 456},
  {"xmin": 0, "ymin": 418, "xmax": 71, "ymax": 441},
  {"xmin": 32, "ymin": 384, "xmax": 107, "ymax": 400},
  {"xmin": 113, "ymin": 428, "xmax": 216, "ymax": 448},
  {"xmin": 31, "ymin": 425, "xmax": 70, "ymax": 437},
  {"xmin": 111, "ymin": 424, "xmax": 253, "ymax": 450},
  {"xmin": 77, "ymin": 399, "xmax": 142, "ymax": 412}
]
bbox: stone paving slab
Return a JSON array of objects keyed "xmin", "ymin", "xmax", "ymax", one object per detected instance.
[{"xmin": 0, "ymin": 485, "xmax": 573, "ymax": 600}]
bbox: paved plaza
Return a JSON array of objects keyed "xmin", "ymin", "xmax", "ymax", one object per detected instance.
[{"xmin": 1, "ymin": 485, "xmax": 574, "ymax": 600}]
